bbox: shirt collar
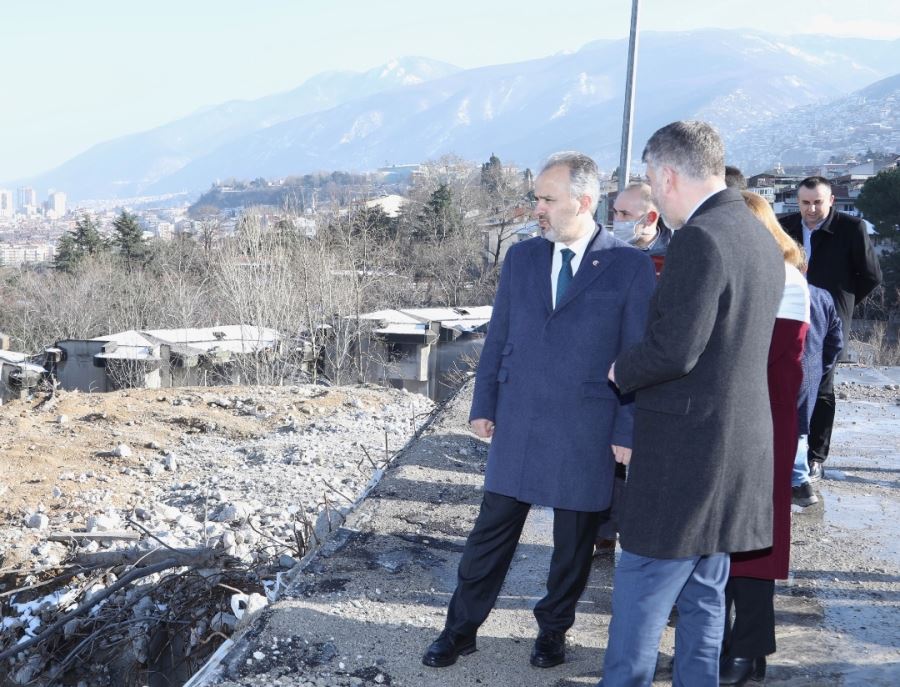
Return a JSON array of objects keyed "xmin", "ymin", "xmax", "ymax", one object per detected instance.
[
  {"xmin": 685, "ymin": 187, "xmax": 725, "ymax": 226},
  {"xmin": 554, "ymin": 227, "xmax": 593, "ymax": 259},
  {"xmin": 803, "ymin": 218, "xmax": 827, "ymax": 232}
]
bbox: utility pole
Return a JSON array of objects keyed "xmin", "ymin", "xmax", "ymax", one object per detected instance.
[{"xmin": 618, "ymin": 0, "xmax": 641, "ymax": 194}]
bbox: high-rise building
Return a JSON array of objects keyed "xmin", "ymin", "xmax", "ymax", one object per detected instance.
[
  {"xmin": 17, "ymin": 187, "xmax": 37, "ymax": 212},
  {"xmin": 0, "ymin": 189, "xmax": 14, "ymax": 218},
  {"xmin": 47, "ymin": 191, "xmax": 67, "ymax": 218}
]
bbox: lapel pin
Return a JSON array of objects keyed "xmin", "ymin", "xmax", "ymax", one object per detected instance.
[{"xmin": 592, "ymin": 260, "xmax": 599, "ymax": 267}]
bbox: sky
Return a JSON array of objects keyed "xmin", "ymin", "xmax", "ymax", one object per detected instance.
[{"xmin": 2, "ymin": 0, "xmax": 899, "ymax": 183}]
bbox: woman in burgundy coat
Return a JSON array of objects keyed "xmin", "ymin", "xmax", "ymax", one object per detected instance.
[{"xmin": 720, "ymin": 192, "xmax": 810, "ymax": 685}]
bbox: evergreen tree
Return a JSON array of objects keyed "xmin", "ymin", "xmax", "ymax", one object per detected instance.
[
  {"xmin": 54, "ymin": 233, "xmax": 80, "ymax": 272},
  {"xmin": 523, "ymin": 168, "xmax": 534, "ymax": 193},
  {"xmin": 112, "ymin": 210, "xmax": 149, "ymax": 268},
  {"xmin": 420, "ymin": 183, "xmax": 462, "ymax": 242},
  {"xmin": 856, "ymin": 168, "xmax": 900, "ymax": 242},
  {"xmin": 73, "ymin": 214, "xmax": 105, "ymax": 255},
  {"xmin": 480, "ymin": 153, "xmax": 504, "ymax": 196}
]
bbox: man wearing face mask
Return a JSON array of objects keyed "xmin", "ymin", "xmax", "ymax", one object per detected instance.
[{"xmin": 613, "ymin": 183, "xmax": 672, "ymax": 278}]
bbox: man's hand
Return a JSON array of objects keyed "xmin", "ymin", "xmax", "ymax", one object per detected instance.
[
  {"xmin": 612, "ymin": 445, "xmax": 632, "ymax": 466},
  {"xmin": 607, "ymin": 362, "xmax": 617, "ymax": 387},
  {"xmin": 470, "ymin": 418, "xmax": 495, "ymax": 438}
]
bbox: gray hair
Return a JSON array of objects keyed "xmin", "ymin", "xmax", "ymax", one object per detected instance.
[
  {"xmin": 641, "ymin": 121, "xmax": 725, "ymax": 181},
  {"xmin": 540, "ymin": 151, "xmax": 601, "ymax": 213},
  {"xmin": 623, "ymin": 182, "xmax": 656, "ymax": 212}
]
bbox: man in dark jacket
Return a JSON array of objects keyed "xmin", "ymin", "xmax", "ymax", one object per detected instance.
[
  {"xmin": 602, "ymin": 121, "xmax": 784, "ymax": 686},
  {"xmin": 779, "ymin": 177, "xmax": 882, "ymax": 480},
  {"xmin": 422, "ymin": 152, "xmax": 656, "ymax": 670}
]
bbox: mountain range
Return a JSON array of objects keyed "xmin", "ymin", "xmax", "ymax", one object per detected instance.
[{"xmin": 13, "ymin": 30, "xmax": 900, "ymax": 201}]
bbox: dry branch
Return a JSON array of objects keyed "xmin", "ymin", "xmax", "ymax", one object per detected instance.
[{"xmin": 0, "ymin": 557, "xmax": 183, "ymax": 662}]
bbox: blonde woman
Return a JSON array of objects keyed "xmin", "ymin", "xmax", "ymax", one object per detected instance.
[{"xmin": 721, "ymin": 192, "xmax": 810, "ymax": 685}]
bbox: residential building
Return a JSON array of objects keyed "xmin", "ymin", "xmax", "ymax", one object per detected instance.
[
  {"xmin": 481, "ymin": 206, "xmax": 538, "ymax": 264},
  {"xmin": 0, "ymin": 243, "xmax": 55, "ymax": 266}
]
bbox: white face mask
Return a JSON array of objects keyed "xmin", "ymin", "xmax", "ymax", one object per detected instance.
[{"xmin": 612, "ymin": 215, "xmax": 645, "ymax": 242}]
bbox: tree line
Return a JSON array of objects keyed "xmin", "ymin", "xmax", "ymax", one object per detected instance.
[{"xmin": 0, "ymin": 155, "xmax": 534, "ymax": 386}]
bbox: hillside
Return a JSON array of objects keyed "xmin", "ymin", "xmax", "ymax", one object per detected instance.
[{"xmin": 727, "ymin": 71, "xmax": 900, "ymax": 170}]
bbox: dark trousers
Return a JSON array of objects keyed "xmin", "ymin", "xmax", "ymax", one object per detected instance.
[
  {"xmin": 808, "ymin": 364, "xmax": 836, "ymax": 464},
  {"xmin": 723, "ymin": 576, "xmax": 776, "ymax": 658},
  {"xmin": 445, "ymin": 490, "xmax": 600, "ymax": 636},
  {"xmin": 596, "ymin": 467, "xmax": 626, "ymax": 541}
]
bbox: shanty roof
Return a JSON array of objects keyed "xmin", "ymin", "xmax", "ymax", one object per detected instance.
[
  {"xmin": 359, "ymin": 306, "xmax": 492, "ymax": 326},
  {"xmin": 0, "ymin": 351, "xmax": 29, "ymax": 364},
  {"xmin": 91, "ymin": 326, "xmax": 280, "ymax": 361}
]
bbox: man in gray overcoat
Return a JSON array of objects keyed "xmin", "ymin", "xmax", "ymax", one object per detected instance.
[
  {"xmin": 602, "ymin": 121, "xmax": 784, "ymax": 686},
  {"xmin": 422, "ymin": 152, "xmax": 656, "ymax": 670}
]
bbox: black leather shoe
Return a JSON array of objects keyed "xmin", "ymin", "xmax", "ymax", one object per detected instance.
[
  {"xmin": 530, "ymin": 630, "xmax": 566, "ymax": 668},
  {"xmin": 808, "ymin": 461, "xmax": 824, "ymax": 482},
  {"xmin": 719, "ymin": 655, "xmax": 766, "ymax": 685},
  {"xmin": 422, "ymin": 629, "xmax": 476, "ymax": 667},
  {"xmin": 791, "ymin": 481, "xmax": 819, "ymax": 507}
]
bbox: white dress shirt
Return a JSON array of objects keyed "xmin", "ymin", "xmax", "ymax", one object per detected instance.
[
  {"xmin": 551, "ymin": 229, "xmax": 593, "ymax": 307},
  {"xmin": 802, "ymin": 218, "xmax": 825, "ymax": 262}
]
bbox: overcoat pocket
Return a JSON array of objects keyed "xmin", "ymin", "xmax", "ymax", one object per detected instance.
[{"xmin": 635, "ymin": 394, "xmax": 691, "ymax": 415}]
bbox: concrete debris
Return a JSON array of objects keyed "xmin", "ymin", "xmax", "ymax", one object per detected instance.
[
  {"xmin": 214, "ymin": 501, "xmax": 255, "ymax": 523},
  {"xmin": 86, "ymin": 512, "xmax": 121, "ymax": 532},
  {"xmin": 25, "ymin": 513, "xmax": 49, "ymax": 530}
]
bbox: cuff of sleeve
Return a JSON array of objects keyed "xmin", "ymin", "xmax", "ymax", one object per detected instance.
[{"xmin": 612, "ymin": 432, "xmax": 633, "ymax": 449}]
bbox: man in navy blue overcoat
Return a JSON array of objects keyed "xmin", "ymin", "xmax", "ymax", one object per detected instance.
[{"xmin": 422, "ymin": 152, "xmax": 656, "ymax": 670}]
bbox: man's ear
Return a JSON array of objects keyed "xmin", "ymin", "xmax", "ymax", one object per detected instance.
[
  {"xmin": 662, "ymin": 165, "xmax": 677, "ymax": 193},
  {"xmin": 645, "ymin": 210, "xmax": 659, "ymax": 225},
  {"xmin": 578, "ymin": 194, "xmax": 593, "ymax": 215}
]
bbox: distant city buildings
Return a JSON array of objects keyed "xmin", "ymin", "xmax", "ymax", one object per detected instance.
[
  {"xmin": 0, "ymin": 190, "xmax": 14, "ymax": 218},
  {"xmin": 46, "ymin": 191, "xmax": 66, "ymax": 218},
  {"xmin": 0, "ymin": 243, "xmax": 55, "ymax": 267},
  {"xmin": 17, "ymin": 187, "xmax": 38, "ymax": 214}
]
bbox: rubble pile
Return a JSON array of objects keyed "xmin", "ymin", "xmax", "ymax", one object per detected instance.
[{"xmin": 0, "ymin": 384, "xmax": 434, "ymax": 686}]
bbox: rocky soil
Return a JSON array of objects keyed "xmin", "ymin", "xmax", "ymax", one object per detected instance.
[{"xmin": 0, "ymin": 384, "xmax": 433, "ymax": 685}]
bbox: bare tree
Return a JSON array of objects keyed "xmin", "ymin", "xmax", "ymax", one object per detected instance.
[{"xmin": 210, "ymin": 211, "xmax": 310, "ymax": 386}]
